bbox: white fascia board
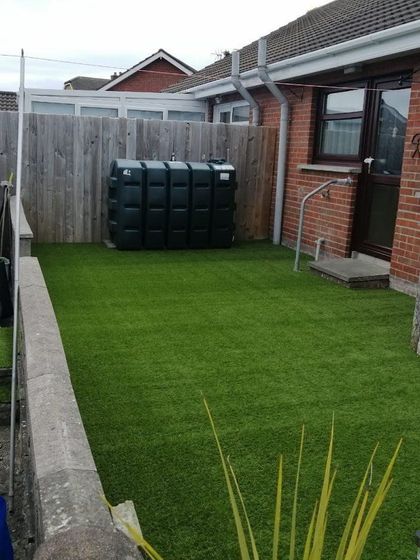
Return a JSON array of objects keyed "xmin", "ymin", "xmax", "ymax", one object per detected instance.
[
  {"xmin": 184, "ymin": 19, "xmax": 420, "ymax": 99},
  {"xmin": 24, "ymin": 89, "xmax": 206, "ymax": 113},
  {"xmin": 24, "ymin": 89, "xmax": 198, "ymax": 100},
  {"xmin": 98, "ymin": 50, "xmax": 194, "ymax": 91}
]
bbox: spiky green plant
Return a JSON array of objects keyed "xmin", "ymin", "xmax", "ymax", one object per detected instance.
[
  {"xmin": 104, "ymin": 401, "xmax": 401, "ymax": 560},
  {"xmin": 204, "ymin": 399, "xmax": 402, "ymax": 560}
]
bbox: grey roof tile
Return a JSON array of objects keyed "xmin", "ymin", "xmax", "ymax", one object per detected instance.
[
  {"xmin": 165, "ymin": 0, "xmax": 420, "ymax": 92},
  {"xmin": 64, "ymin": 76, "xmax": 109, "ymax": 90},
  {"xmin": 0, "ymin": 91, "xmax": 17, "ymax": 111}
]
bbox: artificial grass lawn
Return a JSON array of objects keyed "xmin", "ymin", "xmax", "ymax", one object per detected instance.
[
  {"xmin": 0, "ymin": 327, "xmax": 12, "ymax": 401},
  {"xmin": 34, "ymin": 242, "xmax": 419, "ymax": 560}
]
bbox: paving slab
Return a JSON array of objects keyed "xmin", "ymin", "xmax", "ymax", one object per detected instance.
[{"xmin": 309, "ymin": 258, "xmax": 389, "ymax": 288}]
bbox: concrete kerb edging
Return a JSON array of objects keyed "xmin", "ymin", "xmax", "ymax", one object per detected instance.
[{"xmin": 19, "ymin": 257, "xmax": 141, "ymax": 559}]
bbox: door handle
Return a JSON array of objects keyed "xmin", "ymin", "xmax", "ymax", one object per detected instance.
[{"xmin": 363, "ymin": 156, "xmax": 375, "ymax": 173}]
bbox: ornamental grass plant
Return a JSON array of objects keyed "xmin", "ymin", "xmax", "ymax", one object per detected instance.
[{"xmin": 106, "ymin": 400, "xmax": 401, "ymax": 560}]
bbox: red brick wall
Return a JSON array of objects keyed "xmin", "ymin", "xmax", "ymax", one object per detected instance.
[
  {"xmin": 212, "ymin": 72, "xmax": 420, "ymax": 288},
  {"xmin": 250, "ymin": 85, "xmax": 358, "ymax": 258},
  {"xmin": 212, "ymin": 86, "xmax": 358, "ymax": 257},
  {"xmin": 391, "ymin": 81, "xmax": 420, "ymax": 287},
  {"xmin": 109, "ymin": 59, "xmax": 188, "ymax": 93}
]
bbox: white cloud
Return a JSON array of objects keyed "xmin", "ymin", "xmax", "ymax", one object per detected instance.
[{"xmin": 0, "ymin": 0, "xmax": 332, "ymax": 91}]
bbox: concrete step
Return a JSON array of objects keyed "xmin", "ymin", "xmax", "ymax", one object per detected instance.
[{"xmin": 309, "ymin": 258, "xmax": 389, "ymax": 289}]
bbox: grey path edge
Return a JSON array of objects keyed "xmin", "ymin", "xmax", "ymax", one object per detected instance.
[{"xmin": 19, "ymin": 257, "xmax": 141, "ymax": 558}]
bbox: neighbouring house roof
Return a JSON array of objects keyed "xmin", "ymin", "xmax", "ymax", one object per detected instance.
[
  {"xmin": 97, "ymin": 49, "xmax": 196, "ymax": 91},
  {"xmin": 64, "ymin": 76, "xmax": 109, "ymax": 90},
  {"xmin": 165, "ymin": 0, "xmax": 420, "ymax": 93},
  {"xmin": 0, "ymin": 91, "xmax": 18, "ymax": 111}
]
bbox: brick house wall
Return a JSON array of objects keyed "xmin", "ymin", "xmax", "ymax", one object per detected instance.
[
  {"xmin": 391, "ymin": 80, "xmax": 420, "ymax": 291},
  {"xmin": 109, "ymin": 59, "xmax": 188, "ymax": 93},
  {"xmin": 210, "ymin": 87, "xmax": 358, "ymax": 257},
  {"xmin": 209, "ymin": 58, "xmax": 420, "ymax": 291},
  {"xmin": 267, "ymin": 87, "xmax": 358, "ymax": 258}
]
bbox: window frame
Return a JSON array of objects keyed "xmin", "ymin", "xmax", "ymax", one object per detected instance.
[
  {"xmin": 213, "ymin": 100, "xmax": 250, "ymax": 126},
  {"xmin": 126, "ymin": 108, "xmax": 164, "ymax": 120},
  {"xmin": 314, "ymin": 82, "xmax": 367, "ymax": 164},
  {"xmin": 80, "ymin": 104, "xmax": 119, "ymax": 118},
  {"xmin": 167, "ymin": 110, "xmax": 206, "ymax": 122},
  {"xmin": 27, "ymin": 91, "xmax": 208, "ymax": 121}
]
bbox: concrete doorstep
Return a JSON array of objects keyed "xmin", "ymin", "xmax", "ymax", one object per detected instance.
[{"xmin": 309, "ymin": 257, "xmax": 390, "ymax": 289}]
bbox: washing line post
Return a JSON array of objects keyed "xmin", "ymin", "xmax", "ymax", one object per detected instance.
[{"xmin": 8, "ymin": 49, "xmax": 25, "ymax": 511}]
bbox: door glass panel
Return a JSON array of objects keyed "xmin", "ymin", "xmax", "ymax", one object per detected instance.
[
  {"xmin": 320, "ymin": 118, "xmax": 362, "ymax": 155},
  {"xmin": 373, "ymin": 88, "xmax": 411, "ymax": 175},
  {"xmin": 366, "ymin": 183, "xmax": 399, "ymax": 248},
  {"xmin": 325, "ymin": 89, "xmax": 365, "ymax": 114}
]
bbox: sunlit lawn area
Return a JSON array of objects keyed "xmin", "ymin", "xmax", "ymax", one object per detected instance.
[{"xmin": 34, "ymin": 242, "xmax": 419, "ymax": 560}]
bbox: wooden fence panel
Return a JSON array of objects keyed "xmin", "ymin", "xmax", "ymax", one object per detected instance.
[
  {"xmin": 0, "ymin": 112, "xmax": 277, "ymax": 243},
  {"xmin": 0, "ymin": 112, "xmax": 18, "ymax": 184}
]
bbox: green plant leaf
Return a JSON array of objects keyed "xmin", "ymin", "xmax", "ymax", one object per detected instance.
[
  {"xmin": 101, "ymin": 496, "xmax": 164, "ymax": 560},
  {"xmin": 345, "ymin": 490, "xmax": 369, "ymax": 557},
  {"xmin": 344, "ymin": 438, "xmax": 402, "ymax": 560},
  {"xmin": 309, "ymin": 417, "xmax": 335, "ymax": 560},
  {"xmin": 290, "ymin": 425, "xmax": 305, "ymax": 560},
  {"xmin": 272, "ymin": 455, "xmax": 283, "ymax": 560},
  {"xmin": 228, "ymin": 458, "xmax": 260, "ymax": 560},
  {"xmin": 204, "ymin": 398, "xmax": 251, "ymax": 560},
  {"xmin": 303, "ymin": 500, "xmax": 318, "ymax": 560},
  {"xmin": 335, "ymin": 444, "xmax": 379, "ymax": 560}
]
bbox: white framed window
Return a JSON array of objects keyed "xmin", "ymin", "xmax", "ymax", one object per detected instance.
[
  {"xmin": 32, "ymin": 101, "xmax": 75, "ymax": 115},
  {"xmin": 27, "ymin": 90, "xmax": 208, "ymax": 122},
  {"xmin": 127, "ymin": 109, "xmax": 163, "ymax": 120},
  {"xmin": 213, "ymin": 101, "xmax": 250, "ymax": 125},
  {"xmin": 168, "ymin": 110, "xmax": 205, "ymax": 122},
  {"xmin": 80, "ymin": 106, "xmax": 119, "ymax": 117}
]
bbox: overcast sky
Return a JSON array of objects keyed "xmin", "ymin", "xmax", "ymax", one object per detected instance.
[{"xmin": 0, "ymin": 0, "xmax": 332, "ymax": 92}]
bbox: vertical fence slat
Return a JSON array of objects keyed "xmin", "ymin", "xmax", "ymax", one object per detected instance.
[
  {"xmin": 73, "ymin": 116, "xmax": 84, "ymax": 242},
  {"xmin": 158, "ymin": 120, "xmax": 172, "ymax": 161},
  {"xmin": 189, "ymin": 122, "xmax": 202, "ymax": 162},
  {"xmin": 37, "ymin": 115, "xmax": 51, "ymax": 241},
  {"xmin": 63, "ymin": 116, "xmax": 75, "ymax": 242},
  {"xmin": 25, "ymin": 114, "xmax": 38, "ymax": 239},
  {"xmin": 228, "ymin": 125, "xmax": 248, "ymax": 239},
  {"xmin": 126, "ymin": 118, "xmax": 137, "ymax": 160}
]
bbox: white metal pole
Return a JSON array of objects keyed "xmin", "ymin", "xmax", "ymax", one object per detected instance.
[{"xmin": 8, "ymin": 49, "xmax": 25, "ymax": 510}]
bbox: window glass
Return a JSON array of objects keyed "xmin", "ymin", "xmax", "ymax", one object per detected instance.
[
  {"xmin": 325, "ymin": 89, "xmax": 365, "ymax": 114},
  {"xmin": 219, "ymin": 111, "xmax": 231, "ymax": 123},
  {"xmin": 373, "ymin": 88, "xmax": 411, "ymax": 175},
  {"xmin": 81, "ymin": 106, "xmax": 118, "ymax": 117},
  {"xmin": 232, "ymin": 105, "xmax": 250, "ymax": 122},
  {"xmin": 168, "ymin": 111, "xmax": 205, "ymax": 122},
  {"xmin": 320, "ymin": 118, "xmax": 362, "ymax": 155},
  {"xmin": 127, "ymin": 109, "xmax": 163, "ymax": 120},
  {"xmin": 32, "ymin": 101, "xmax": 75, "ymax": 115}
]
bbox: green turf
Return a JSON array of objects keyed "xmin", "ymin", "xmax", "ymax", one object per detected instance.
[
  {"xmin": 0, "ymin": 327, "xmax": 12, "ymax": 401},
  {"xmin": 33, "ymin": 242, "xmax": 419, "ymax": 560},
  {"xmin": 0, "ymin": 327, "xmax": 12, "ymax": 369}
]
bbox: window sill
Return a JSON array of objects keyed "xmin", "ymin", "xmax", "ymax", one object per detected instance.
[{"xmin": 297, "ymin": 163, "xmax": 362, "ymax": 174}]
